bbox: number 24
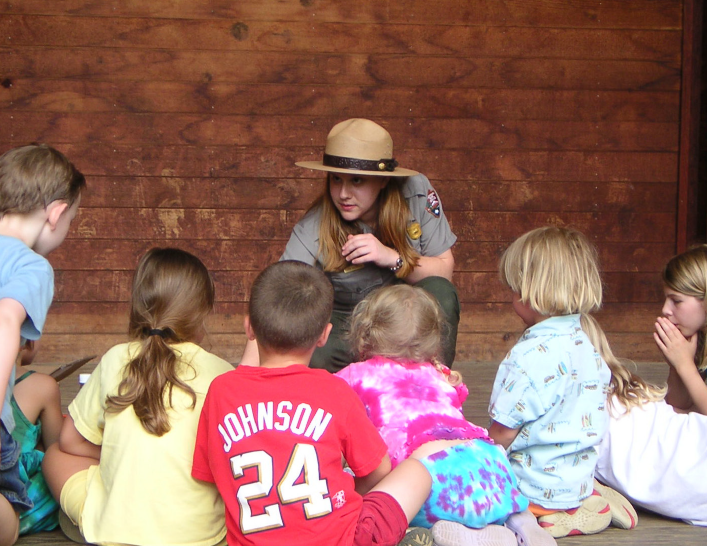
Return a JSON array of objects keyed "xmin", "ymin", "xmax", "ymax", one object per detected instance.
[{"xmin": 230, "ymin": 444, "xmax": 332, "ymax": 534}]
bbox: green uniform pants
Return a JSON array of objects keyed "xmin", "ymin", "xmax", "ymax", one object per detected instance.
[{"xmin": 310, "ymin": 276, "xmax": 460, "ymax": 373}]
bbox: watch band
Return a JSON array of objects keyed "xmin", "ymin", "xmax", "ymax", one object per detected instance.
[{"xmin": 389, "ymin": 256, "xmax": 404, "ymax": 272}]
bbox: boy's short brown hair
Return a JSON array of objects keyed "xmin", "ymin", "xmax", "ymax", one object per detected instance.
[
  {"xmin": 249, "ymin": 261, "xmax": 333, "ymax": 352},
  {"xmin": 0, "ymin": 144, "xmax": 85, "ymax": 216}
]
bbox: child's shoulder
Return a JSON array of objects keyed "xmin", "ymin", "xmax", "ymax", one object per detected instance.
[
  {"xmin": 243, "ymin": 364, "xmax": 363, "ymax": 396},
  {"xmin": 183, "ymin": 343, "xmax": 233, "ymax": 373},
  {"xmin": 505, "ymin": 332, "xmax": 569, "ymax": 373},
  {"xmin": 514, "ymin": 316, "xmax": 582, "ymax": 348},
  {"xmin": 0, "ymin": 234, "xmax": 28, "ymax": 250},
  {"xmin": 100, "ymin": 341, "xmax": 137, "ymax": 367},
  {"xmin": 0, "ymin": 235, "xmax": 51, "ymax": 276}
]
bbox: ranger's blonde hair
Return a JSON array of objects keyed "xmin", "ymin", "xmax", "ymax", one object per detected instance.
[
  {"xmin": 314, "ymin": 175, "xmax": 420, "ymax": 278},
  {"xmin": 662, "ymin": 245, "xmax": 707, "ymax": 371},
  {"xmin": 501, "ymin": 226, "xmax": 665, "ymax": 411},
  {"xmin": 348, "ymin": 284, "xmax": 462, "ymax": 385}
]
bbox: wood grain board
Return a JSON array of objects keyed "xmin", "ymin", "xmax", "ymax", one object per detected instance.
[{"xmin": 0, "ymin": 0, "xmax": 689, "ymax": 364}]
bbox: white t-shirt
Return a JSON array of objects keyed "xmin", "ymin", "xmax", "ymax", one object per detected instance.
[{"xmin": 595, "ymin": 396, "xmax": 707, "ymax": 526}]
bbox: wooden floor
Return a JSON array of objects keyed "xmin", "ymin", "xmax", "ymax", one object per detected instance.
[{"xmin": 17, "ymin": 360, "xmax": 706, "ymax": 545}]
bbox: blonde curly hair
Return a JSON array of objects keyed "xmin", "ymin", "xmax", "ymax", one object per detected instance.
[{"xmin": 348, "ymin": 284, "xmax": 461, "ymax": 385}]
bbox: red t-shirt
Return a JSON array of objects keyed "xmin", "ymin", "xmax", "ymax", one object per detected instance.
[{"xmin": 192, "ymin": 365, "xmax": 389, "ymax": 546}]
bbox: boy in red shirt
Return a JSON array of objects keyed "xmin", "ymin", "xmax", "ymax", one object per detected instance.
[{"xmin": 192, "ymin": 261, "xmax": 431, "ymax": 546}]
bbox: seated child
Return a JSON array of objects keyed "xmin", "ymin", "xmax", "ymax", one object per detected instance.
[
  {"xmin": 596, "ymin": 245, "xmax": 707, "ymax": 525},
  {"xmin": 654, "ymin": 244, "xmax": 707, "ymax": 414},
  {"xmin": 192, "ymin": 260, "xmax": 433, "ymax": 546},
  {"xmin": 11, "ymin": 340, "xmax": 63, "ymax": 535},
  {"xmin": 0, "ymin": 144, "xmax": 84, "ymax": 546},
  {"xmin": 42, "ymin": 248, "xmax": 233, "ymax": 546},
  {"xmin": 337, "ymin": 284, "xmax": 555, "ymax": 546},
  {"xmin": 488, "ymin": 227, "xmax": 616, "ymax": 538}
]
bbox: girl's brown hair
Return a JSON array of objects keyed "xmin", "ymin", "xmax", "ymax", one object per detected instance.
[
  {"xmin": 105, "ymin": 248, "xmax": 215, "ymax": 436},
  {"xmin": 500, "ymin": 226, "xmax": 665, "ymax": 410},
  {"xmin": 314, "ymin": 175, "xmax": 420, "ymax": 278},
  {"xmin": 662, "ymin": 244, "xmax": 707, "ymax": 371},
  {"xmin": 348, "ymin": 284, "xmax": 461, "ymax": 385}
]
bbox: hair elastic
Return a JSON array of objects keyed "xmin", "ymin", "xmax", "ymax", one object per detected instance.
[{"xmin": 147, "ymin": 328, "xmax": 167, "ymax": 338}]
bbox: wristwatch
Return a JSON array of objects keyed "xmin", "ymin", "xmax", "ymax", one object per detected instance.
[{"xmin": 390, "ymin": 256, "xmax": 404, "ymax": 272}]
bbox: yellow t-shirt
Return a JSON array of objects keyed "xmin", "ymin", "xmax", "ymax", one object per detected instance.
[{"xmin": 69, "ymin": 341, "xmax": 233, "ymax": 546}]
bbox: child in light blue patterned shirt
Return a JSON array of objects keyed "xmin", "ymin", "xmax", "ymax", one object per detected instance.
[{"xmin": 488, "ymin": 227, "xmax": 617, "ymax": 539}]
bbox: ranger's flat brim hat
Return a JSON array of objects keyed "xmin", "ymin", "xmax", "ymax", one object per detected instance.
[{"xmin": 296, "ymin": 118, "xmax": 419, "ymax": 177}]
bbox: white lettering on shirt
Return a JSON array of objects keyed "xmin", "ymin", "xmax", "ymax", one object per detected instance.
[{"xmin": 220, "ymin": 401, "xmax": 333, "ymax": 453}]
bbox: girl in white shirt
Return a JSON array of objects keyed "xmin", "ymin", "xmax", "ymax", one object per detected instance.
[{"xmin": 596, "ymin": 245, "xmax": 707, "ymax": 526}]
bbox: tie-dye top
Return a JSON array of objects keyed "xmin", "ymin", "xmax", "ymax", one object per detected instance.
[{"xmin": 336, "ymin": 356, "xmax": 490, "ymax": 467}]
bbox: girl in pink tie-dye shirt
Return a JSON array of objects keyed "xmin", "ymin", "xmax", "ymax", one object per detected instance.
[{"xmin": 336, "ymin": 285, "xmax": 555, "ymax": 546}]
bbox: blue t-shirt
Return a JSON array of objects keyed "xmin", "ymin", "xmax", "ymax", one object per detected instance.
[
  {"xmin": 0, "ymin": 235, "xmax": 54, "ymax": 431},
  {"xmin": 489, "ymin": 315, "xmax": 611, "ymax": 509}
]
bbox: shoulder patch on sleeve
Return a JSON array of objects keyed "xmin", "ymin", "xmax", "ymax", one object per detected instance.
[{"xmin": 425, "ymin": 189, "xmax": 441, "ymax": 218}]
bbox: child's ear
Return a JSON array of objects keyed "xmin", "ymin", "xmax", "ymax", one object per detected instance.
[
  {"xmin": 45, "ymin": 200, "xmax": 69, "ymax": 230},
  {"xmin": 316, "ymin": 323, "xmax": 333, "ymax": 348},
  {"xmin": 244, "ymin": 315, "xmax": 257, "ymax": 341}
]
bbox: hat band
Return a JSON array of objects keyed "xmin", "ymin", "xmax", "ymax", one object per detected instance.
[{"xmin": 323, "ymin": 153, "xmax": 399, "ymax": 173}]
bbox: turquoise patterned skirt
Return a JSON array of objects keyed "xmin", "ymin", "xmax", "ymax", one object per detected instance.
[{"xmin": 411, "ymin": 439, "xmax": 529, "ymax": 529}]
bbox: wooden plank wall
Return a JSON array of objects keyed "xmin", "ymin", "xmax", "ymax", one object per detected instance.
[{"xmin": 0, "ymin": 1, "xmax": 682, "ymax": 365}]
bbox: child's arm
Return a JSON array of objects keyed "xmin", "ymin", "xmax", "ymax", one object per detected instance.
[
  {"xmin": 0, "ymin": 298, "xmax": 27, "ymax": 447},
  {"xmin": 664, "ymin": 367, "xmax": 693, "ymax": 411},
  {"xmin": 488, "ymin": 421, "xmax": 520, "ymax": 450},
  {"xmin": 353, "ymin": 453, "xmax": 392, "ymax": 495},
  {"xmin": 36, "ymin": 374, "xmax": 63, "ymax": 448},
  {"xmin": 666, "ymin": 365, "xmax": 707, "ymax": 414},
  {"xmin": 12, "ymin": 370, "xmax": 64, "ymax": 448},
  {"xmin": 655, "ymin": 317, "xmax": 707, "ymax": 414},
  {"xmin": 58, "ymin": 415, "xmax": 101, "ymax": 460}
]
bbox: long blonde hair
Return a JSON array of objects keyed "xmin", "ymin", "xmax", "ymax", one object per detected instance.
[
  {"xmin": 500, "ymin": 227, "xmax": 665, "ymax": 410},
  {"xmin": 105, "ymin": 248, "xmax": 215, "ymax": 436},
  {"xmin": 348, "ymin": 284, "xmax": 462, "ymax": 385},
  {"xmin": 662, "ymin": 244, "xmax": 707, "ymax": 371},
  {"xmin": 314, "ymin": 175, "xmax": 420, "ymax": 277}
]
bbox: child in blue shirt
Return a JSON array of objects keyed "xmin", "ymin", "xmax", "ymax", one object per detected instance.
[
  {"xmin": 488, "ymin": 227, "xmax": 613, "ymax": 539},
  {"xmin": 0, "ymin": 144, "xmax": 84, "ymax": 546}
]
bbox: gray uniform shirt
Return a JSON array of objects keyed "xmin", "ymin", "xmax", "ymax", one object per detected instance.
[{"xmin": 281, "ymin": 174, "xmax": 457, "ymax": 312}]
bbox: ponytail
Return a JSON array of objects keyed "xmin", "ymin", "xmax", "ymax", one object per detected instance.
[
  {"xmin": 105, "ymin": 248, "xmax": 214, "ymax": 436},
  {"xmin": 431, "ymin": 357, "xmax": 463, "ymax": 387},
  {"xmin": 106, "ymin": 331, "xmax": 196, "ymax": 436},
  {"xmin": 580, "ymin": 314, "xmax": 665, "ymax": 412}
]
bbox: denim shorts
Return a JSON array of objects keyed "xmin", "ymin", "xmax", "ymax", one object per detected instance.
[{"xmin": 0, "ymin": 420, "xmax": 33, "ymax": 511}]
